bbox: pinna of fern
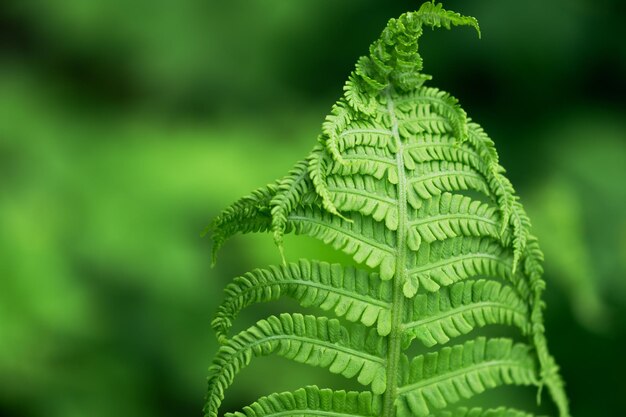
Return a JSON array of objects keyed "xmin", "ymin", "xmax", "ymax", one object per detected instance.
[{"xmin": 204, "ymin": 2, "xmax": 570, "ymax": 417}]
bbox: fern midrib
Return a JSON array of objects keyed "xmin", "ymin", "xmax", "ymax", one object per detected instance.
[
  {"xmin": 340, "ymin": 127, "xmax": 393, "ymax": 137},
  {"xmin": 224, "ymin": 279, "xmax": 391, "ymax": 308},
  {"xmin": 254, "ymin": 411, "xmax": 369, "ymax": 417},
  {"xmin": 288, "ymin": 215, "xmax": 394, "ymax": 254},
  {"xmin": 407, "ymin": 253, "xmax": 505, "ymax": 275},
  {"xmin": 382, "ymin": 89, "xmax": 408, "ymax": 417},
  {"xmin": 402, "ymin": 300, "xmax": 527, "ymax": 331},
  {"xmin": 397, "ymin": 358, "xmax": 536, "ymax": 395},
  {"xmin": 408, "ymin": 213, "xmax": 500, "ymax": 228},
  {"xmin": 399, "ymin": 114, "xmax": 450, "ymax": 126},
  {"xmin": 328, "ymin": 186, "xmax": 397, "ymax": 205},
  {"xmin": 341, "ymin": 154, "xmax": 395, "ymax": 165},
  {"xmin": 407, "ymin": 169, "xmax": 484, "ymax": 185},
  {"xmin": 238, "ymin": 334, "xmax": 385, "ymax": 364},
  {"xmin": 404, "ymin": 142, "xmax": 475, "ymax": 158}
]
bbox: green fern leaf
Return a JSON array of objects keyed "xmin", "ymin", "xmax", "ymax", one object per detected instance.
[
  {"xmin": 212, "ymin": 260, "xmax": 393, "ymax": 341},
  {"xmin": 205, "ymin": 314, "xmax": 387, "ymax": 417},
  {"xmin": 397, "ymin": 338, "xmax": 537, "ymax": 417},
  {"xmin": 404, "ymin": 237, "xmax": 526, "ymax": 295},
  {"xmin": 207, "ymin": 184, "xmax": 277, "ymax": 265},
  {"xmin": 334, "ymin": 146, "xmax": 398, "ymax": 184},
  {"xmin": 403, "ymin": 279, "xmax": 529, "ymax": 347},
  {"xmin": 225, "ymin": 386, "xmax": 381, "ymax": 417},
  {"xmin": 270, "ymin": 159, "xmax": 311, "ymax": 258},
  {"xmin": 328, "ymin": 173, "xmax": 399, "ymax": 230},
  {"xmin": 288, "ymin": 207, "xmax": 397, "ymax": 280},
  {"xmin": 406, "ymin": 161, "xmax": 490, "ymax": 207},
  {"xmin": 205, "ymin": 2, "xmax": 570, "ymax": 417},
  {"xmin": 407, "ymin": 192, "xmax": 504, "ymax": 252},
  {"xmin": 394, "ymin": 87, "xmax": 469, "ymax": 142}
]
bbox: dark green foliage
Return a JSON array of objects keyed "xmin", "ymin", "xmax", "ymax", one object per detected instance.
[{"xmin": 205, "ymin": 2, "xmax": 569, "ymax": 416}]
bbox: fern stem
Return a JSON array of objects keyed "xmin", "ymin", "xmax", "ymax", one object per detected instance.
[{"xmin": 382, "ymin": 89, "xmax": 407, "ymax": 417}]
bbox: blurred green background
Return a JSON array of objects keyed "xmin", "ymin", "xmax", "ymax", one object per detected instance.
[{"xmin": 0, "ymin": 0, "xmax": 624, "ymax": 416}]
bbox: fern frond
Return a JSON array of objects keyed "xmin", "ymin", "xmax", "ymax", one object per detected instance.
[
  {"xmin": 406, "ymin": 161, "xmax": 490, "ymax": 208},
  {"xmin": 403, "ymin": 279, "xmax": 529, "ymax": 347},
  {"xmin": 404, "ymin": 237, "xmax": 522, "ymax": 294},
  {"xmin": 225, "ymin": 386, "xmax": 381, "ymax": 417},
  {"xmin": 288, "ymin": 206, "xmax": 396, "ymax": 280},
  {"xmin": 205, "ymin": 2, "xmax": 570, "ymax": 417},
  {"xmin": 323, "ymin": 101, "xmax": 354, "ymax": 164},
  {"xmin": 335, "ymin": 147, "xmax": 397, "ymax": 184},
  {"xmin": 323, "ymin": 99, "xmax": 397, "ymax": 166},
  {"xmin": 308, "ymin": 144, "xmax": 349, "ymax": 221},
  {"xmin": 346, "ymin": 69, "xmax": 381, "ymax": 115},
  {"xmin": 412, "ymin": 1, "xmax": 480, "ymax": 36},
  {"xmin": 212, "ymin": 259, "xmax": 393, "ymax": 341},
  {"xmin": 406, "ymin": 193, "xmax": 503, "ymax": 253},
  {"xmin": 397, "ymin": 104, "xmax": 452, "ymax": 137},
  {"xmin": 466, "ymin": 123, "xmax": 531, "ymax": 271},
  {"xmin": 328, "ymin": 174, "xmax": 399, "ymax": 230},
  {"xmin": 404, "ymin": 133, "xmax": 482, "ymax": 169},
  {"xmin": 208, "ymin": 184, "xmax": 277, "ymax": 265},
  {"xmin": 270, "ymin": 159, "xmax": 312, "ymax": 258},
  {"xmin": 393, "ymin": 87, "xmax": 469, "ymax": 142},
  {"xmin": 337, "ymin": 122, "xmax": 395, "ymax": 154},
  {"xmin": 397, "ymin": 338, "xmax": 538, "ymax": 417},
  {"xmin": 205, "ymin": 313, "xmax": 387, "ymax": 417},
  {"xmin": 342, "ymin": 1, "xmax": 479, "ymax": 116},
  {"xmin": 521, "ymin": 236, "xmax": 569, "ymax": 413}
]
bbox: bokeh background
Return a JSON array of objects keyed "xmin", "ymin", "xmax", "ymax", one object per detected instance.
[{"xmin": 0, "ymin": 0, "xmax": 624, "ymax": 416}]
